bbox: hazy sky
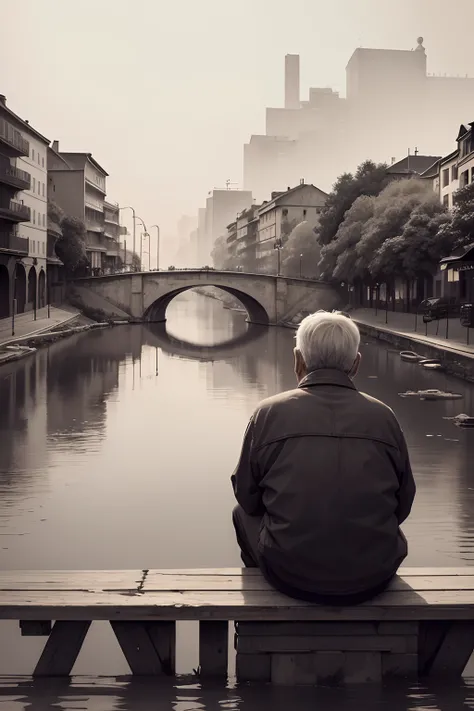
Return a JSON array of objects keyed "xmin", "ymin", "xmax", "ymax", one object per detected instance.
[{"xmin": 3, "ymin": 0, "xmax": 474, "ymax": 251}]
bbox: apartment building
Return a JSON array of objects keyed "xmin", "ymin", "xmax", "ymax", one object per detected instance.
[
  {"xmin": 48, "ymin": 141, "xmax": 109, "ymax": 271},
  {"xmin": 257, "ymin": 181, "xmax": 328, "ymax": 272},
  {"xmin": 0, "ymin": 95, "xmax": 49, "ymax": 319}
]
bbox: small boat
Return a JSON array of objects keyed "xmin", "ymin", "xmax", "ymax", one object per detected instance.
[
  {"xmin": 421, "ymin": 362, "xmax": 445, "ymax": 372},
  {"xmin": 399, "ymin": 389, "xmax": 463, "ymax": 401},
  {"xmin": 400, "ymin": 351, "xmax": 423, "ymax": 363},
  {"xmin": 453, "ymin": 414, "xmax": 474, "ymax": 428},
  {"xmin": 418, "ymin": 358, "xmax": 441, "ymax": 366}
]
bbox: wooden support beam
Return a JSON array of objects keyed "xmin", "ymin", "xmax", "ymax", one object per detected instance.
[
  {"xmin": 33, "ymin": 621, "xmax": 91, "ymax": 677},
  {"xmin": 418, "ymin": 621, "xmax": 448, "ymax": 675},
  {"xmin": 199, "ymin": 621, "xmax": 228, "ymax": 678},
  {"xmin": 427, "ymin": 622, "xmax": 474, "ymax": 678},
  {"xmin": 111, "ymin": 621, "xmax": 175, "ymax": 676},
  {"xmin": 20, "ymin": 620, "xmax": 52, "ymax": 637}
]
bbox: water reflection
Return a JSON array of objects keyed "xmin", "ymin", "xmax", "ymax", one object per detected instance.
[{"xmin": 2, "ymin": 676, "xmax": 474, "ymax": 711}]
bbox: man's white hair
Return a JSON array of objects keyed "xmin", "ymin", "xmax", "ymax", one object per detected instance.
[{"xmin": 295, "ymin": 310, "xmax": 360, "ymax": 373}]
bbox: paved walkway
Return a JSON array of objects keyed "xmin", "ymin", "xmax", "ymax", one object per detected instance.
[
  {"xmin": 351, "ymin": 307, "xmax": 474, "ymax": 358},
  {"xmin": 0, "ymin": 306, "xmax": 79, "ymax": 347}
]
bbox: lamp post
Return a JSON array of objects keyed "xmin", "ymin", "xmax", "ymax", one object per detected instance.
[
  {"xmin": 274, "ymin": 238, "xmax": 282, "ymax": 276},
  {"xmin": 119, "ymin": 206, "xmax": 136, "ymax": 270},
  {"xmin": 151, "ymin": 225, "xmax": 160, "ymax": 271},
  {"xmin": 299, "ymin": 253, "xmax": 303, "ymax": 279},
  {"xmin": 134, "ymin": 217, "xmax": 148, "ymax": 271}
]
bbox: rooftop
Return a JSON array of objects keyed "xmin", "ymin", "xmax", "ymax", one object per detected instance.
[
  {"xmin": 387, "ymin": 155, "xmax": 441, "ymax": 176},
  {"xmin": 0, "ymin": 95, "xmax": 50, "ymax": 145}
]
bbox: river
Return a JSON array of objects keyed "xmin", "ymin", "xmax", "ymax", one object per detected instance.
[{"xmin": 1, "ymin": 290, "xmax": 474, "ymax": 710}]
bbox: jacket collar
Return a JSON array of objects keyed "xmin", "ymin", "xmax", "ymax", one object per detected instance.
[{"xmin": 298, "ymin": 368, "xmax": 357, "ymax": 390}]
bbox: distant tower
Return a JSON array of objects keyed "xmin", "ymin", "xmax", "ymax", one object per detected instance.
[
  {"xmin": 415, "ymin": 36, "xmax": 426, "ymax": 53},
  {"xmin": 285, "ymin": 54, "xmax": 300, "ymax": 109}
]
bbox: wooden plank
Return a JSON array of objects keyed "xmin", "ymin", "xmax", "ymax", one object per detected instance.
[
  {"xmin": 2, "ymin": 590, "xmax": 474, "ymax": 622},
  {"xmin": 237, "ymin": 635, "xmax": 417, "ymax": 654},
  {"xmin": 146, "ymin": 621, "xmax": 176, "ymax": 675},
  {"xmin": 344, "ymin": 652, "xmax": 382, "ymax": 683},
  {"xmin": 0, "ymin": 570, "xmax": 144, "ymax": 588},
  {"xmin": 378, "ymin": 622, "xmax": 419, "ymax": 635},
  {"xmin": 19, "ymin": 620, "xmax": 52, "ymax": 636},
  {"xmin": 427, "ymin": 621, "xmax": 474, "ymax": 678},
  {"xmin": 199, "ymin": 621, "xmax": 229, "ymax": 678},
  {"xmin": 381, "ymin": 653, "xmax": 418, "ymax": 678},
  {"xmin": 236, "ymin": 653, "xmax": 271, "ymax": 682},
  {"xmin": 237, "ymin": 622, "xmax": 378, "ymax": 636},
  {"xmin": 271, "ymin": 653, "xmax": 317, "ymax": 685},
  {"xmin": 33, "ymin": 621, "xmax": 91, "ymax": 677},
  {"xmin": 111, "ymin": 621, "xmax": 165, "ymax": 675}
]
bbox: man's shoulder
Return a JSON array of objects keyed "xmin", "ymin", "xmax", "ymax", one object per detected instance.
[
  {"xmin": 357, "ymin": 390, "xmax": 398, "ymax": 419},
  {"xmin": 254, "ymin": 387, "xmax": 303, "ymax": 414}
]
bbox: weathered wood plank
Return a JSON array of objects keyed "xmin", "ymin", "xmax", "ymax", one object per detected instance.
[
  {"xmin": 237, "ymin": 635, "xmax": 417, "ymax": 654},
  {"xmin": 344, "ymin": 652, "xmax": 382, "ymax": 683},
  {"xmin": 19, "ymin": 620, "xmax": 52, "ymax": 636},
  {"xmin": 236, "ymin": 653, "xmax": 271, "ymax": 682},
  {"xmin": 199, "ymin": 621, "xmax": 229, "ymax": 678},
  {"xmin": 237, "ymin": 622, "xmax": 378, "ymax": 636},
  {"xmin": 33, "ymin": 621, "xmax": 91, "ymax": 677},
  {"xmin": 271, "ymin": 653, "xmax": 318, "ymax": 685},
  {"xmin": 146, "ymin": 621, "xmax": 176, "ymax": 675},
  {"xmin": 111, "ymin": 622, "xmax": 165, "ymax": 675},
  {"xmin": 0, "ymin": 571, "xmax": 144, "ymax": 591},
  {"xmin": 427, "ymin": 621, "xmax": 474, "ymax": 678},
  {"xmin": 381, "ymin": 653, "xmax": 418, "ymax": 678},
  {"xmin": 378, "ymin": 622, "xmax": 419, "ymax": 635}
]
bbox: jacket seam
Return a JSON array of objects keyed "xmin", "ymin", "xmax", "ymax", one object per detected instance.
[{"xmin": 254, "ymin": 432, "xmax": 401, "ymax": 453}]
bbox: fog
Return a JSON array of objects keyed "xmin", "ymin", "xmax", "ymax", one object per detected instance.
[{"xmin": 2, "ymin": 0, "xmax": 474, "ymax": 264}]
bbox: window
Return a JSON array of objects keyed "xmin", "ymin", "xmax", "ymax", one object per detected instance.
[
  {"xmin": 32, "ymin": 149, "xmax": 35, "ymax": 161},
  {"xmin": 303, "ymin": 209, "xmax": 307, "ymax": 217},
  {"xmin": 37, "ymin": 153, "xmax": 40, "ymax": 165},
  {"xmin": 471, "ymin": 167, "xmax": 474, "ymax": 184},
  {"xmin": 42, "ymin": 183, "xmax": 45, "ymax": 197},
  {"xmin": 32, "ymin": 210, "xmax": 36, "ymax": 224},
  {"xmin": 38, "ymin": 182, "xmax": 41, "ymax": 195},
  {"xmin": 42, "ymin": 214, "xmax": 45, "ymax": 227},
  {"xmin": 32, "ymin": 177, "xmax": 36, "ymax": 192},
  {"xmin": 443, "ymin": 194, "xmax": 450, "ymax": 208},
  {"xmin": 42, "ymin": 242, "xmax": 45, "ymax": 254},
  {"xmin": 42, "ymin": 157, "xmax": 44, "ymax": 168},
  {"xmin": 32, "ymin": 240, "xmax": 35, "ymax": 253},
  {"xmin": 452, "ymin": 165, "xmax": 459, "ymax": 181},
  {"xmin": 461, "ymin": 170, "xmax": 469, "ymax": 188},
  {"xmin": 442, "ymin": 169, "xmax": 449, "ymax": 187}
]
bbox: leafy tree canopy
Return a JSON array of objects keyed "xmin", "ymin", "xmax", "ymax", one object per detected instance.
[
  {"xmin": 317, "ymin": 160, "xmax": 389, "ymax": 247},
  {"xmin": 282, "ymin": 221, "xmax": 320, "ymax": 277},
  {"xmin": 54, "ymin": 216, "xmax": 88, "ymax": 273}
]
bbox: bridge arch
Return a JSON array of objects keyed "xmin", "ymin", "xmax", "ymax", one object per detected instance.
[{"xmin": 143, "ymin": 283, "xmax": 270, "ymax": 325}]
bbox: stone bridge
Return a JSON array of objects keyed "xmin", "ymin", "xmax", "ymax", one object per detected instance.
[{"xmin": 73, "ymin": 270, "xmax": 342, "ymax": 326}]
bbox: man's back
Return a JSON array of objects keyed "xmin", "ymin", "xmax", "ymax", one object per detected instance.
[{"xmin": 232, "ymin": 369, "xmax": 415, "ymax": 599}]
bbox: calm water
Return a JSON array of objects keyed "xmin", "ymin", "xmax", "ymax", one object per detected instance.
[{"xmin": 1, "ymin": 291, "xmax": 474, "ymax": 710}]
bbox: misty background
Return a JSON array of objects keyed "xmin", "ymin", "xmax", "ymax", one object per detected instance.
[{"xmin": 2, "ymin": 0, "xmax": 474, "ymax": 263}]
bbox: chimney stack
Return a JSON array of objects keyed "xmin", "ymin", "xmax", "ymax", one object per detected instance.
[
  {"xmin": 285, "ymin": 54, "xmax": 300, "ymax": 110},
  {"xmin": 52, "ymin": 140, "xmax": 59, "ymax": 153},
  {"xmin": 0, "ymin": 95, "xmax": 6, "ymax": 106}
]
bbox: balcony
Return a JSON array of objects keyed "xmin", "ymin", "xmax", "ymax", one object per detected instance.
[
  {"xmin": 0, "ymin": 230, "xmax": 29, "ymax": 255},
  {"xmin": 0, "ymin": 119, "xmax": 30, "ymax": 157},
  {"xmin": 0, "ymin": 200, "xmax": 31, "ymax": 222},
  {"xmin": 0, "ymin": 163, "xmax": 31, "ymax": 190}
]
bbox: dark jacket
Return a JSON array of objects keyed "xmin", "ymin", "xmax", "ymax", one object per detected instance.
[{"xmin": 231, "ymin": 369, "xmax": 416, "ymax": 598}]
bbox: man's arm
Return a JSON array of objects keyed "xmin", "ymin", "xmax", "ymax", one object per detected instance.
[
  {"xmin": 396, "ymin": 429, "xmax": 416, "ymax": 524},
  {"xmin": 231, "ymin": 416, "xmax": 264, "ymax": 516}
]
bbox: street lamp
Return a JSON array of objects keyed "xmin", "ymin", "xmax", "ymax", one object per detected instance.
[
  {"xmin": 151, "ymin": 225, "xmax": 160, "ymax": 271},
  {"xmin": 135, "ymin": 217, "xmax": 148, "ymax": 271},
  {"xmin": 118, "ymin": 206, "xmax": 136, "ymax": 270},
  {"xmin": 274, "ymin": 238, "xmax": 282, "ymax": 276},
  {"xmin": 299, "ymin": 253, "xmax": 303, "ymax": 279}
]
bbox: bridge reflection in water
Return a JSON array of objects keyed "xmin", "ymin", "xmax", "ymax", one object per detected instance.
[{"xmin": 144, "ymin": 321, "xmax": 270, "ymax": 363}]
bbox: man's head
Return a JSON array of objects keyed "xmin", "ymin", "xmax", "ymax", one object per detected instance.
[{"xmin": 294, "ymin": 310, "xmax": 361, "ymax": 382}]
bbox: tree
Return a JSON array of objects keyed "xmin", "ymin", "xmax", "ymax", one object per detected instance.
[
  {"xmin": 356, "ymin": 179, "xmax": 437, "ymax": 279},
  {"xmin": 437, "ymin": 183, "xmax": 474, "ymax": 251},
  {"xmin": 54, "ymin": 216, "xmax": 88, "ymax": 274},
  {"xmin": 317, "ymin": 160, "xmax": 389, "ymax": 246},
  {"xmin": 282, "ymin": 221, "xmax": 320, "ymax": 277},
  {"xmin": 211, "ymin": 234, "xmax": 230, "ymax": 270},
  {"xmin": 318, "ymin": 195, "xmax": 375, "ymax": 282}
]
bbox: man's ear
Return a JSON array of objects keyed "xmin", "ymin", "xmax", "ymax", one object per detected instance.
[
  {"xmin": 294, "ymin": 348, "xmax": 307, "ymax": 382},
  {"xmin": 349, "ymin": 352, "xmax": 361, "ymax": 378}
]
